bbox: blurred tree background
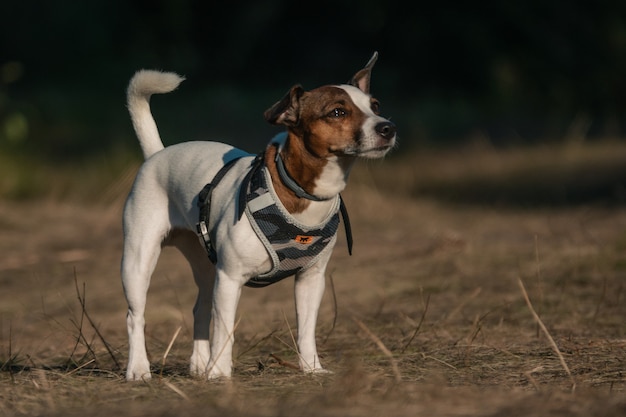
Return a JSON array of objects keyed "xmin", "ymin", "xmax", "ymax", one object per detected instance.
[{"xmin": 1, "ymin": 0, "xmax": 626, "ymax": 159}]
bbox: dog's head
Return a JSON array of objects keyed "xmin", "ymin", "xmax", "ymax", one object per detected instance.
[{"xmin": 264, "ymin": 52, "xmax": 396, "ymax": 160}]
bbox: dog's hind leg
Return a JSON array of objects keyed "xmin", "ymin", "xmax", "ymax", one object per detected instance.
[
  {"xmin": 169, "ymin": 229, "xmax": 214, "ymax": 377},
  {"xmin": 121, "ymin": 204, "xmax": 170, "ymax": 381}
]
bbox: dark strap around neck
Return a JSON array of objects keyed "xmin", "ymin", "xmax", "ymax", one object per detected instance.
[{"xmin": 274, "ymin": 151, "xmax": 332, "ymax": 202}]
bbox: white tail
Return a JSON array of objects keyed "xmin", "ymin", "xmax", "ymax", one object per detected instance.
[{"xmin": 127, "ymin": 70, "xmax": 185, "ymax": 159}]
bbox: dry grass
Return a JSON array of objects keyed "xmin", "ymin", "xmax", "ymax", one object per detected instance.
[{"xmin": 1, "ymin": 142, "xmax": 626, "ymax": 416}]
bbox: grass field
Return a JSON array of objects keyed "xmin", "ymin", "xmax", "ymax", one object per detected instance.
[{"xmin": 1, "ymin": 142, "xmax": 625, "ymax": 416}]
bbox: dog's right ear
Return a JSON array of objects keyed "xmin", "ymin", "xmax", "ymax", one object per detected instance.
[{"xmin": 264, "ymin": 85, "xmax": 304, "ymax": 127}]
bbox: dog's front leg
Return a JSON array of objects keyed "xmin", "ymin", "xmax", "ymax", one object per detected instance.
[
  {"xmin": 207, "ymin": 271, "xmax": 242, "ymax": 379},
  {"xmin": 294, "ymin": 264, "xmax": 328, "ymax": 373}
]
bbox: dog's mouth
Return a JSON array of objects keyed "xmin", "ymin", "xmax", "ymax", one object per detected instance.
[
  {"xmin": 358, "ymin": 145, "xmax": 393, "ymax": 154},
  {"xmin": 341, "ymin": 143, "xmax": 395, "ymax": 157},
  {"xmin": 352, "ymin": 140, "xmax": 396, "ymax": 158}
]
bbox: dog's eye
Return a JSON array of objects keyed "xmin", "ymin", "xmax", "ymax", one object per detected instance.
[
  {"xmin": 327, "ymin": 108, "xmax": 347, "ymax": 118},
  {"xmin": 371, "ymin": 100, "xmax": 380, "ymax": 115}
]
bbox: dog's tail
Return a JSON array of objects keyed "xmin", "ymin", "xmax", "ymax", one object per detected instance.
[{"xmin": 127, "ymin": 70, "xmax": 185, "ymax": 159}]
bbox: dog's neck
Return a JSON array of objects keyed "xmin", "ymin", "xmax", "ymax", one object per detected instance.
[{"xmin": 264, "ymin": 133, "xmax": 354, "ymax": 218}]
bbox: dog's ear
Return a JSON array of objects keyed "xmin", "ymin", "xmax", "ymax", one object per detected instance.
[
  {"xmin": 264, "ymin": 85, "xmax": 304, "ymax": 126},
  {"xmin": 348, "ymin": 51, "xmax": 378, "ymax": 94}
]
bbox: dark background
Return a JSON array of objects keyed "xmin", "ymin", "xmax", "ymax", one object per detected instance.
[{"xmin": 2, "ymin": 0, "xmax": 626, "ymax": 158}]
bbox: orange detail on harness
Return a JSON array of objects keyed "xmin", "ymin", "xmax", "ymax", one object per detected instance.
[{"xmin": 295, "ymin": 235, "xmax": 314, "ymax": 244}]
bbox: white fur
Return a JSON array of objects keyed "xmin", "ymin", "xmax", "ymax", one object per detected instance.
[
  {"xmin": 312, "ymin": 155, "xmax": 351, "ymax": 199},
  {"xmin": 122, "ymin": 70, "xmax": 394, "ymax": 381},
  {"xmin": 338, "ymin": 84, "xmax": 392, "ymax": 158}
]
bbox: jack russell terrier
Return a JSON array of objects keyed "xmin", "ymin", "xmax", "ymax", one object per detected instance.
[{"xmin": 122, "ymin": 52, "xmax": 396, "ymax": 381}]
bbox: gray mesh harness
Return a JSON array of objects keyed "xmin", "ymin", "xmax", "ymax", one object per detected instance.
[{"xmin": 196, "ymin": 148, "xmax": 352, "ymax": 288}]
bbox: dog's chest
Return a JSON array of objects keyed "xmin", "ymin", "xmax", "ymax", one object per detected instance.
[{"xmin": 244, "ymin": 167, "xmax": 340, "ymax": 287}]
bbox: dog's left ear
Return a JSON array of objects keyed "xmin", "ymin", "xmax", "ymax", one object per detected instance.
[
  {"xmin": 264, "ymin": 85, "xmax": 304, "ymax": 127},
  {"xmin": 349, "ymin": 51, "xmax": 378, "ymax": 94}
]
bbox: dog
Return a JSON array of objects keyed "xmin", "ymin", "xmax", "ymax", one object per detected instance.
[{"xmin": 122, "ymin": 52, "xmax": 396, "ymax": 381}]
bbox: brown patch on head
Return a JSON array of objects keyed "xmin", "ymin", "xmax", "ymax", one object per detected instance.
[
  {"xmin": 295, "ymin": 86, "xmax": 367, "ymax": 158},
  {"xmin": 264, "ymin": 86, "xmax": 369, "ymax": 213}
]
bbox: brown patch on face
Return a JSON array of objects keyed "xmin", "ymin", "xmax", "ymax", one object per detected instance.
[
  {"xmin": 296, "ymin": 86, "xmax": 367, "ymax": 158},
  {"xmin": 264, "ymin": 86, "xmax": 366, "ymax": 214}
]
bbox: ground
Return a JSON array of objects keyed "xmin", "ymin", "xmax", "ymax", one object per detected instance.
[{"xmin": 1, "ymin": 146, "xmax": 625, "ymax": 416}]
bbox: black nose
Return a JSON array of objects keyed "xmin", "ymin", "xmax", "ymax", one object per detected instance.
[{"xmin": 375, "ymin": 121, "xmax": 396, "ymax": 140}]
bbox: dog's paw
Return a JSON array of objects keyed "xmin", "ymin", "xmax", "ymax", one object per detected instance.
[
  {"xmin": 126, "ymin": 357, "xmax": 152, "ymax": 381},
  {"xmin": 126, "ymin": 368, "xmax": 152, "ymax": 381},
  {"xmin": 190, "ymin": 357, "xmax": 210, "ymax": 378},
  {"xmin": 299, "ymin": 355, "xmax": 330, "ymax": 375},
  {"xmin": 206, "ymin": 364, "xmax": 232, "ymax": 380}
]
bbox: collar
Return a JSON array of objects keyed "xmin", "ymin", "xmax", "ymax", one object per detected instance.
[{"xmin": 274, "ymin": 142, "xmax": 334, "ymax": 202}]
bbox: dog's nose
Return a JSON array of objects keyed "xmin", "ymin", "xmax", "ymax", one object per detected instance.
[{"xmin": 375, "ymin": 121, "xmax": 396, "ymax": 140}]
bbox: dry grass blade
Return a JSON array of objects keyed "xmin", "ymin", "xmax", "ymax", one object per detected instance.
[
  {"xmin": 524, "ymin": 366, "xmax": 544, "ymax": 391},
  {"xmin": 205, "ymin": 316, "xmax": 242, "ymax": 377},
  {"xmin": 322, "ymin": 272, "xmax": 339, "ymax": 344},
  {"xmin": 64, "ymin": 358, "xmax": 96, "ymax": 377},
  {"xmin": 282, "ymin": 309, "xmax": 299, "ymax": 356},
  {"xmin": 236, "ymin": 329, "xmax": 277, "ymax": 359},
  {"xmin": 280, "ymin": 309, "xmax": 312, "ymax": 369},
  {"xmin": 160, "ymin": 326, "xmax": 182, "ymax": 377},
  {"xmin": 422, "ymin": 354, "xmax": 457, "ymax": 370},
  {"xmin": 353, "ymin": 317, "xmax": 401, "ymax": 382},
  {"xmin": 402, "ymin": 293, "xmax": 430, "ymax": 353},
  {"xmin": 162, "ymin": 380, "xmax": 191, "ymax": 401},
  {"xmin": 1, "ymin": 322, "xmax": 20, "ymax": 382},
  {"xmin": 269, "ymin": 353, "xmax": 299, "ymax": 370},
  {"xmin": 445, "ymin": 287, "xmax": 482, "ymax": 322},
  {"xmin": 534, "ymin": 234, "xmax": 545, "ymax": 338},
  {"xmin": 68, "ymin": 277, "xmax": 97, "ymax": 367},
  {"xmin": 73, "ymin": 270, "xmax": 121, "ymax": 370},
  {"xmin": 517, "ymin": 277, "xmax": 576, "ymax": 392}
]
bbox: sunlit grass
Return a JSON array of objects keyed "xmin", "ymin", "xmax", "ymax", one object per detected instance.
[{"xmin": 0, "ymin": 148, "xmax": 140, "ymax": 202}]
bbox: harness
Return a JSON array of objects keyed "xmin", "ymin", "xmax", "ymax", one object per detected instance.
[{"xmin": 196, "ymin": 143, "xmax": 352, "ymax": 288}]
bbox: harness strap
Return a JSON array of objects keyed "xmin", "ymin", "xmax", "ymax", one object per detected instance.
[
  {"xmin": 237, "ymin": 153, "xmax": 265, "ymax": 220},
  {"xmin": 197, "ymin": 150, "xmax": 354, "ymax": 266},
  {"xmin": 196, "ymin": 157, "xmax": 242, "ymax": 263},
  {"xmin": 339, "ymin": 196, "xmax": 353, "ymax": 255}
]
